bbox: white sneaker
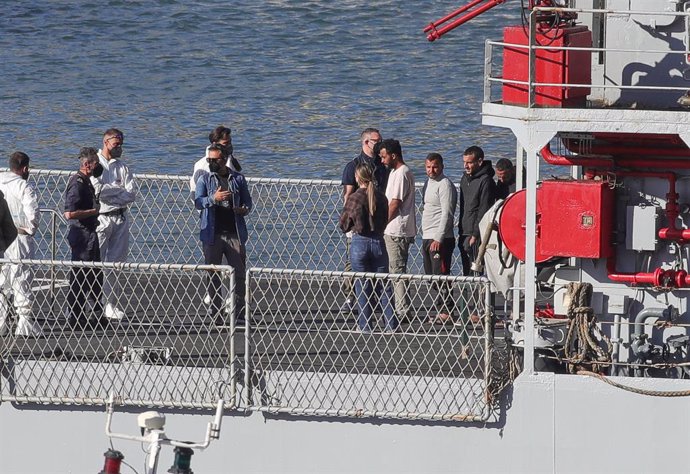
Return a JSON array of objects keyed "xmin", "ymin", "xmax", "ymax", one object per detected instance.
[
  {"xmin": 15, "ymin": 319, "xmax": 42, "ymax": 337},
  {"xmin": 203, "ymin": 292, "xmax": 212, "ymax": 305},
  {"xmin": 105, "ymin": 304, "xmax": 126, "ymax": 320}
]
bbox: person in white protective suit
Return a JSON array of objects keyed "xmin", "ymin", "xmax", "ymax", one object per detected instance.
[
  {"xmin": 0, "ymin": 151, "xmax": 40, "ymax": 336},
  {"xmin": 91, "ymin": 128, "xmax": 136, "ymax": 321}
]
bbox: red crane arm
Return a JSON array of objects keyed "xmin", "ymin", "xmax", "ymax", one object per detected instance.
[{"xmin": 424, "ymin": 0, "xmax": 508, "ymax": 42}]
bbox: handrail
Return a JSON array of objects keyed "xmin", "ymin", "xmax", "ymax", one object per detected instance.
[
  {"xmin": 482, "ymin": 6, "xmax": 690, "ymax": 108},
  {"xmin": 39, "ymin": 207, "xmax": 67, "ymax": 226},
  {"xmin": 533, "ymin": 6, "xmax": 690, "ymax": 18},
  {"xmin": 38, "ymin": 208, "xmax": 68, "ymax": 303}
]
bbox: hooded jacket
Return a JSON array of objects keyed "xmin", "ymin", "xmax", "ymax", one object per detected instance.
[
  {"xmin": 0, "ymin": 187, "xmax": 18, "ymax": 255},
  {"xmin": 459, "ymin": 160, "xmax": 495, "ymax": 239}
]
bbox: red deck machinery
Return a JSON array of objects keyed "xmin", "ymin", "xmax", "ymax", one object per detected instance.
[{"xmin": 425, "ymin": 0, "xmax": 591, "ymax": 107}]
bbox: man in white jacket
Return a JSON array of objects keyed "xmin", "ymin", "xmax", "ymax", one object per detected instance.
[
  {"xmin": 0, "ymin": 151, "xmax": 40, "ymax": 336},
  {"xmin": 91, "ymin": 128, "xmax": 136, "ymax": 321},
  {"xmin": 190, "ymin": 126, "xmax": 241, "ymax": 194}
]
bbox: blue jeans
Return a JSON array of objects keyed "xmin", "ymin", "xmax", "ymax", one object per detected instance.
[{"xmin": 350, "ymin": 234, "xmax": 397, "ymax": 332}]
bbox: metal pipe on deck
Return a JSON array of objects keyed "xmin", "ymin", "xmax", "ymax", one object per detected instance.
[{"xmin": 540, "ymin": 143, "xmax": 613, "ymax": 168}]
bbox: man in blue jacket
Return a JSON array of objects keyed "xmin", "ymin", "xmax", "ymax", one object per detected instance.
[{"xmin": 195, "ymin": 144, "xmax": 252, "ymax": 326}]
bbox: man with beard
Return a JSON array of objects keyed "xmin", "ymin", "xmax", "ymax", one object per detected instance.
[
  {"xmin": 91, "ymin": 128, "xmax": 136, "ymax": 321},
  {"xmin": 0, "ymin": 151, "xmax": 38, "ymax": 336},
  {"xmin": 195, "ymin": 144, "xmax": 252, "ymax": 326},
  {"xmin": 494, "ymin": 158, "xmax": 516, "ymax": 200},
  {"xmin": 458, "ymin": 145, "xmax": 495, "ymax": 276},
  {"xmin": 380, "ymin": 138, "xmax": 417, "ymax": 323},
  {"xmin": 64, "ymin": 147, "xmax": 104, "ymax": 329},
  {"xmin": 421, "ymin": 153, "xmax": 457, "ymax": 325}
]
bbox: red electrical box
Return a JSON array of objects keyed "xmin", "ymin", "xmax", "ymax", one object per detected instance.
[
  {"xmin": 498, "ymin": 180, "xmax": 614, "ymax": 261},
  {"xmin": 539, "ymin": 180, "xmax": 614, "ymax": 258},
  {"xmin": 502, "ymin": 25, "xmax": 592, "ymax": 107}
]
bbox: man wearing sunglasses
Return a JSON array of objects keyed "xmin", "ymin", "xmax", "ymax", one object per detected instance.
[
  {"xmin": 190, "ymin": 125, "xmax": 242, "ymax": 194},
  {"xmin": 339, "ymin": 128, "xmax": 388, "ymax": 313},
  {"xmin": 194, "ymin": 144, "xmax": 252, "ymax": 327}
]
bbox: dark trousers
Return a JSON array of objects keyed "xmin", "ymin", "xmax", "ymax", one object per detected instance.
[
  {"xmin": 341, "ymin": 236, "xmax": 354, "ymax": 301},
  {"xmin": 422, "ymin": 238, "xmax": 455, "ymax": 314},
  {"xmin": 203, "ymin": 231, "xmax": 246, "ymax": 319},
  {"xmin": 67, "ymin": 226, "xmax": 102, "ymax": 319},
  {"xmin": 459, "ymin": 235, "xmax": 479, "ymax": 276}
]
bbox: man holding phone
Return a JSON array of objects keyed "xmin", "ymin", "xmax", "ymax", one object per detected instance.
[{"xmin": 194, "ymin": 144, "xmax": 252, "ymax": 326}]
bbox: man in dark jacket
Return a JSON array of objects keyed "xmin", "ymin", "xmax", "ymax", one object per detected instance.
[
  {"xmin": 64, "ymin": 147, "xmax": 104, "ymax": 328},
  {"xmin": 458, "ymin": 145, "xmax": 495, "ymax": 276}
]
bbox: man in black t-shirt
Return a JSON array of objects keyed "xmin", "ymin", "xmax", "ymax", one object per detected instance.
[
  {"xmin": 339, "ymin": 128, "xmax": 387, "ymax": 312},
  {"xmin": 63, "ymin": 147, "xmax": 105, "ymax": 328}
]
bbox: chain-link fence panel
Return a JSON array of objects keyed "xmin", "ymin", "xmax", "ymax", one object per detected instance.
[
  {"xmin": 249, "ymin": 178, "xmax": 344, "ymax": 270},
  {"xmin": 0, "ymin": 259, "xmax": 237, "ymax": 408},
  {"xmin": 245, "ymin": 268, "xmax": 494, "ymax": 421},
  {"xmin": 26, "ymin": 169, "xmax": 464, "ymax": 274},
  {"xmin": 27, "ymin": 169, "xmax": 203, "ymax": 265}
]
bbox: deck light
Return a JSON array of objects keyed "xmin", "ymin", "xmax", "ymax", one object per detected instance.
[
  {"xmin": 167, "ymin": 446, "xmax": 194, "ymax": 474},
  {"xmin": 99, "ymin": 449, "xmax": 124, "ymax": 474}
]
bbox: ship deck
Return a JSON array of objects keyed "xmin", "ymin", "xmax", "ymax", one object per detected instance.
[{"xmin": 0, "ymin": 277, "xmax": 504, "ymax": 379}]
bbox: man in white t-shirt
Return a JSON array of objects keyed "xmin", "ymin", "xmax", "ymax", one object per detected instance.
[{"xmin": 379, "ymin": 139, "xmax": 417, "ymax": 322}]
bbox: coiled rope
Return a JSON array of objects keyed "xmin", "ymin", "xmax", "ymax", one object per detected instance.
[{"xmin": 563, "ymin": 282, "xmax": 612, "ymax": 374}]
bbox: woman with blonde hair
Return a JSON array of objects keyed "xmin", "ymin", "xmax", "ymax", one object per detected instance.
[{"xmin": 339, "ymin": 163, "xmax": 397, "ymax": 333}]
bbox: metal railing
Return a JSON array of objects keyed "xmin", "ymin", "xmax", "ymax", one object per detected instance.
[
  {"xmin": 0, "ymin": 169, "xmax": 508, "ymax": 421},
  {"xmin": 244, "ymin": 269, "xmax": 497, "ymax": 421},
  {"xmin": 0, "ymin": 260, "xmax": 508, "ymax": 421},
  {"xmin": 0, "ymin": 259, "xmax": 236, "ymax": 409},
  {"xmin": 25, "ymin": 169, "xmax": 464, "ymax": 274},
  {"xmin": 483, "ymin": 6, "xmax": 690, "ymax": 108}
]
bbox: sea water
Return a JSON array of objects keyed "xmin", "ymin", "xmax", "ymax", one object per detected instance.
[{"xmin": 0, "ymin": 0, "xmax": 523, "ymax": 183}]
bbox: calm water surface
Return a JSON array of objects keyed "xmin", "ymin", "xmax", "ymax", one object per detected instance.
[{"xmin": 0, "ymin": 1, "xmax": 521, "ymax": 184}]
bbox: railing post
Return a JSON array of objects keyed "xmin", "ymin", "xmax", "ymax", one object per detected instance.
[
  {"xmin": 244, "ymin": 268, "xmax": 252, "ymax": 408},
  {"xmin": 226, "ymin": 267, "xmax": 237, "ymax": 408},
  {"xmin": 528, "ymin": 10, "xmax": 536, "ymax": 108},
  {"xmin": 50, "ymin": 211, "xmax": 56, "ymax": 305},
  {"xmin": 483, "ymin": 280, "xmax": 493, "ymax": 419},
  {"xmin": 484, "ymin": 39, "xmax": 493, "ymax": 103}
]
